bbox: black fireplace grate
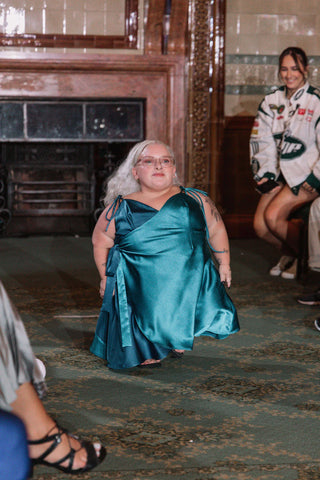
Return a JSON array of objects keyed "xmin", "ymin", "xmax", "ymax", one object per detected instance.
[{"xmin": 3, "ymin": 143, "xmax": 95, "ymax": 219}]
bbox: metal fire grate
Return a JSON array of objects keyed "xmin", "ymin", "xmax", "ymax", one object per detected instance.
[
  {"xmin": 0, "ymin": 165, "xmax": 11, "ymax": 233},
  {"xmin": 0, "ymin": 97, "xmax": 144, "ymax": 234},
  {"xmin": 4, "ymin": 144, "xmax": 95, "ymax": 216}
]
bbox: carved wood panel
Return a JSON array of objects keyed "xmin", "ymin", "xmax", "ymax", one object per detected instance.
[{"xmin": 187, "ymin": 0, "xmax": 225, "ymax": 198}]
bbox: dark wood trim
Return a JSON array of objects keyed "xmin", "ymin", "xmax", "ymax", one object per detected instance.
[
  {"xmin": 224, "ymin": 115, "xmax": 255, "ymax": 130},
  {"xmin": 125, "ymin": 0, "xmax": 139, "ymax": 48},
  {"xmin": 224, "ymin": 214, "xmax": 256, "ymax": 238},
  {"xmin": 167, "ymin": 0, "xmax": 188, "ymax": 55},
  {"xmin": 0, "ymin": 0, "xmax": 138, "ymax": 50},
  {"xmin": 0, "ymin": 34, "xmax": 134, "ymax": 50},
  {"xmin": 0, "ymin": 52, "xmax": 182, "ymax": 72},
  {"xmin": 209, "ymin": 0, "xmax": 226, "ymax": 201},
  {"xmin": 144, "ymin": 0, "xmax": 166, "ymax": 55},
  {"xmin": 220, "ymin": 115, "xmax": 257, "ymax": 238}
]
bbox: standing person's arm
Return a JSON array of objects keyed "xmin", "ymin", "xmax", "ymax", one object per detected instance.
[
  {"xmin": 250, "ymin": 96, "xmax": 279, "ymax": 183},
  {"xmin": 201, "ymin": 194, "xmax": 232, "ymax": 288},
  {"xmin": 92, "ymin": 207, "xmax": 116, "ymax": 298}
]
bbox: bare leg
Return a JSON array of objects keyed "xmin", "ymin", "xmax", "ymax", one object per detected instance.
[
  {"xmin": 253, "ymin": 185, "xmax": 284, "ymax": 249},
  {"xmin": 140, "ymin": 359, "xmax": 161, "ymax": 365},
  {"xmin": 11, "ymin": 382, "xmax": 101, "ymax": 470},
  {"xmin": 264, "ymin": 185, "xmax": 318, "ymax": 255},
  {"xmin": 0, "ymin": 281, "xmax": 104, "ymax": 472}
]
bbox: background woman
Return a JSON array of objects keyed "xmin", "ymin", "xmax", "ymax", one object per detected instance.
[
  {"xmin": 250, "ymin": 46, "xmax": 320, "ymax": 279},
  {"xmin": 91, "ymin": 140, "xmax": 239, "ymax": 370}
]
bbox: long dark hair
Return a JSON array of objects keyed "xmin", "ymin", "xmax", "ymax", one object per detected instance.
[{"xmin": 278, "ymin": 46, "xmax": 309, "ymax": 78}]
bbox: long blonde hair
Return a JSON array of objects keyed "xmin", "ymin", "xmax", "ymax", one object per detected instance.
[{"xmin": 102, "ymin": 140, "xmax": 178, "ymax": 205}]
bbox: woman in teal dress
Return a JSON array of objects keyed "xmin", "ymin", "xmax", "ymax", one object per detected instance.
[{"xmin": 90, "ymin": 140, "xmax": 239, "ymax": 369}]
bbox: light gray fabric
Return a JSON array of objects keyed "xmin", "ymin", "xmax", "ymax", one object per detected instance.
[
  {"xmin": 309, "ymin": 197, "xmax": 320, "ymax": 271},
  {"xmin": 0, "ymin": 281, "xmax": 44, "ymax": 411}
]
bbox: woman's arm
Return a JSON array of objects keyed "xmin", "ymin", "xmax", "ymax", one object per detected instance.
[
  {"xmin": 250, "ymin": 97, "xmax": 279, "ymax": 181},
  {"xmin": 92, "ymin": 207, "xmax": 116, "ymax": 298},
  {"xmin": 201, "ymin": 194, "xmax": 232, "ymax": 287}
]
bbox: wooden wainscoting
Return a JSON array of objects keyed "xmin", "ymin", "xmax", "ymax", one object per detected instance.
[{"xmin": 217, "ymin": 115, "xmax": 261, "ymax": 238}]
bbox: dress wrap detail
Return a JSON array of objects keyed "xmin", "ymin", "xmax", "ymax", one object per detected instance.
[{"xmin": 91, "ymin": 191, "xmax": 239, "ymax": 357}]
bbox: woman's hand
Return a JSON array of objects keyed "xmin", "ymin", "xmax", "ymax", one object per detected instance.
[
  {"xmin": 219, "ymin": 264, "xmax": 232, "ymax": 288},
  {"xmin": 301, "ymin": 181, "xmax": 316, "ymax": 193},
  {"xmin": 256, "ymin": 178, "xmax": 281, "ymax": 194},
  {"xmin": 99, "ymin": 278, "xmax": 107, "ymax": 298}
]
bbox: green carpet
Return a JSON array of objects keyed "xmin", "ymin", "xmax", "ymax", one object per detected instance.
[{"xmin": 0, "ymin": 236, "xmax": 319, "ymax": 480}]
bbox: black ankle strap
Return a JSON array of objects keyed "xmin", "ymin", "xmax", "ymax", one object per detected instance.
[{"xmin": 28, "ymin": 423, "xmax": 67, "ymax": 461}]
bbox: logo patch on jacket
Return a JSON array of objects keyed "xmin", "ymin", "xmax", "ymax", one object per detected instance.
[
  {"xmin": 281, "ymin": 136, "xmax": 306, "ymax": 160},
  {"xmin": 306, "ymin": 109, "xmax": 314, "ymax": 122},
  {"xmin": 294, "ymin": 89, "xmax": 304, "ymax": 101},
  {"xmin": 251, "ymin": 158, "xmax": 260, "ymax": 175}
]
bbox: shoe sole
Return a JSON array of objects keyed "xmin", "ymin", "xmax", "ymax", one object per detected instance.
[
  {"xmin": 314, "ymin": 320, "xmax": 320, "ymax": 332},
  {"xmin": 297, "ymin": 300, "xmax": 320, "ymax": 305}
]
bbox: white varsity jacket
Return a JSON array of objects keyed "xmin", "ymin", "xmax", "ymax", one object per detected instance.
[{"xmin": 250, "ymin": 82, "xmax": 320, "ymax": 194}]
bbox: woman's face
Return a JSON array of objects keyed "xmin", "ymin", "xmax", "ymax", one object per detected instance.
[
  {"xmin": 280, "ymin": 54, "xmax": 307, "ymax": 96},
  {"xmin": 132, "ymin": 143, "xmax": 176, "ymax": 192}
]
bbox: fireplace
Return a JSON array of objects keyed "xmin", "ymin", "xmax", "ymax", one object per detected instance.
[
  {"xmin": 1, "ymin": 98, "xmax": 144, "ymax": 235},
  {"xmin": 0, "ymin": 53, "xmax": 186, "ymax": 235}
]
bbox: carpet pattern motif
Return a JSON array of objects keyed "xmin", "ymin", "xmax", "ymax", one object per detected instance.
[{"xmin": 0, "ymin": 236, "xmax": 319, "ymax": 480}]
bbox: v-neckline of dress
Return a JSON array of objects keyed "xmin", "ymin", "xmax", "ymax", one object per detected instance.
[{"xmin": 124, "ymin": 188, "xmax": 183, "ymax": 212}]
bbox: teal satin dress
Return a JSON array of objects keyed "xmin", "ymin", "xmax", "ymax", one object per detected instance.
[{"xmin": 90, "ymin": 188, "xmax": 239, "ymax": 369}]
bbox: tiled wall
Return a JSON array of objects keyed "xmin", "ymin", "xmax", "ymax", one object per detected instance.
[
  {"xmin": 0, "ymin": 0, "xmax": 144, "ymax": 54},
  {"xmin": 225, "ymin": 0, "xmax": 320, "ymax": 116}
]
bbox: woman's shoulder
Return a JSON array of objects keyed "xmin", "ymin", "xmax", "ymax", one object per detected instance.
[
  {"xmin": 101, "ymin": 196, "xmax": 125, "ymax": 222},
  {"xmin": 262, "ymin": 85, "xmax": 285, "ymax": 104},
  {"xmin": 256, "ymin": 87, "xmax": 285, "ymax": 117},
  {"xmin": 123, "ymin": 192, "xmax": 141, "ymax": 201},
  {"xmin": 183, "ymin": 187, "xmax": 208, "ymax": 199},
  {"xmin": 306, "ymin": 84, "xmax": 320, "ymax": 102},
  {"xmin": 182, "ymin": 188, "xmax": 210, "ymax": 210}
]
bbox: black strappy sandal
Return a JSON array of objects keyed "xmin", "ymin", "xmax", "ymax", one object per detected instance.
[{"xmin": 29, "ymin": 423, "xmax": 106, "ymax": 476}]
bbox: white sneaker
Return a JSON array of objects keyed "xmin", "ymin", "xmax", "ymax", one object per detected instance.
[
  {"xmin": 35, "ymin": 357, "xmax": 46, "ymax": 379},
  {"xmin": 269, "ymin": 256, "xmax": 295, "ymax": 276},
  {"xmin": 281, "ymin": 258, "xmax": 297, "ymax": 279}
]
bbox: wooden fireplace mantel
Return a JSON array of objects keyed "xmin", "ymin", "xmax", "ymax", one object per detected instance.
[{"xmin": 0, "ymin": 52, "xmax": 186, "ymax": 180}]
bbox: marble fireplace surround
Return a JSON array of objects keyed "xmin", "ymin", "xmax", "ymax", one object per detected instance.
[{"xmin": 0, "ymin": 52, "xmax": 186, "ymax": 180}]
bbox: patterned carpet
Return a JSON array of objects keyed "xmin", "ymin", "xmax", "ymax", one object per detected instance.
[{"xmin": 0, "ymin": 236, "xmax": 319, "ymax": 480}]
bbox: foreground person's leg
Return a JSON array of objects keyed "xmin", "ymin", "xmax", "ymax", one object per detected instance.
[
  {"xmin": 0, "ymin": 410, "xmax": 30, "ymax": 480},
  {"xmin": 11, "ymin": 381, "xmax": 106, "ymax": 474}
]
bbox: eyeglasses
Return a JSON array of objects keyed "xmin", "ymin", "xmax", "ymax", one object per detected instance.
[{"xmin": 136, "ymin": 156, "xmax": 174, "ymax": 168}]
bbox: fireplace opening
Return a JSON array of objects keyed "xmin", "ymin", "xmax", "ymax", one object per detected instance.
[
  {"xmin": 2, "ymin": 141, "xmax": 135, "ymax": 236},
  {"xmin": 0, "ymin": 97, "xmax": 145, "ymax": 236}
]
